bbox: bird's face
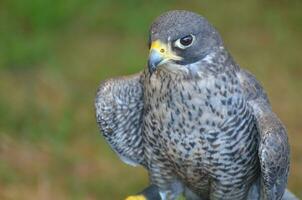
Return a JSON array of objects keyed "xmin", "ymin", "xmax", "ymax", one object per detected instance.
[{"xmin": 148, "ymin": 10, "xmax": 223, "ymax": 74}]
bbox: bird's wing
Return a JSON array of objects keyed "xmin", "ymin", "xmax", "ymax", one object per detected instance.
[
  {"xmin": 238, "ymin": 69, "xmax": 290, "ymax": 200},
  {"xmin": 95, "ymin": 72, "xmax": 145, "ymax": 167}
]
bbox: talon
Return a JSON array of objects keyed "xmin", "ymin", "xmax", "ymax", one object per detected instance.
[{"xmin": 125, "ymin": 195, "xmax": 146, "ymax": 200}]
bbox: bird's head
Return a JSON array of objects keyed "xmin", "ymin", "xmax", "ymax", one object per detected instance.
[{"xmin": 148, "ymin": 10, "xmax": 223, "ymax": 74}]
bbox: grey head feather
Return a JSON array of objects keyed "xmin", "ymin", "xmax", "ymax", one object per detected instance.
[{"xmin": 149, "ymin": 10, "xmax": 224, "ymax": 65}]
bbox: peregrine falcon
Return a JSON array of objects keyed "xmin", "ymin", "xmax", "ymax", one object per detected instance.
[{"xmin": 95, "ymin": 10, "xmax": 296, "ymax": 200}]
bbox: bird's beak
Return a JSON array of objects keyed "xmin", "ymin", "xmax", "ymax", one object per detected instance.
[
  {"xmin": 148, "ymin": 49, "xmax": 163, "ymax": 74},
  {"xmin": 148, "ymin": 40, "xmax": 182, "ymax": 74}
]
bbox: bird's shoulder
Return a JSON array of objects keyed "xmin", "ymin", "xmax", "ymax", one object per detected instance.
[
  {"xmin": 96, "ymin": 72, "xmax": 144, "ymax": 101},
  {"xmin": 236, "ymin": 68, "xmax": 270, "ymax": 106}
]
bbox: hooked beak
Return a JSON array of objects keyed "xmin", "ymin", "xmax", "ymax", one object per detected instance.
[
  {"xmin": 147, "ymin": 40, "xmax": 182, "ymax": 74},
  {"xmin": 148, "ymin": 49, "xmax": 163, "ymax": 74}
]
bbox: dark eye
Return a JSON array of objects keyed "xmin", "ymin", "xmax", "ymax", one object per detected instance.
[
  {"xmin": 174, "ymin": 34, "xmax": 195, "ymax": 49},
  {"xmin": 180, "ymin": 35, "xmax": 193, "ymax": 46}
]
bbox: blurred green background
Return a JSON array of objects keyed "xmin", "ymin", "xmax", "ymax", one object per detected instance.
[{"xmin": 0, "ymin": 0, "xmax": 301, "ymax": 199}]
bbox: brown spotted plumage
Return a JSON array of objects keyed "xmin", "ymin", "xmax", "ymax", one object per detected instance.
[{"xmin": 95, "ymin": 10, "xmax": 297, "ymax": 200}]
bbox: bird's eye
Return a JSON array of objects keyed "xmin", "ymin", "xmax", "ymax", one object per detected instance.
[{"xmin": 174, "ymin": 34, "xmax": 195, "ymax": 49}]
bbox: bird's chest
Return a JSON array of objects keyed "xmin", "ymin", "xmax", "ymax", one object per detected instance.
[{"xmin": 143, "ymin": 73, "xmax": 258, "ymax": 178}]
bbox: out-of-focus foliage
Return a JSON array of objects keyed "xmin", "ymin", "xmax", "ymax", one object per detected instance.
[{"xmin": 0, "ymin": 0, "xmax": 301, "ymax": 199}]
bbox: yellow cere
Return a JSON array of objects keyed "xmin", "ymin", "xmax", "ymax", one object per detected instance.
[
  {"xmin": 150, "ymin": 40, "xmax": 183, "ymax": 61},
  {"xmin": 150, "ymin": 40, "xmax": 166, "ymax": 53},
  {"xmin": 125, "ymin": 195, "xmax": 146, "ymax": 200}
]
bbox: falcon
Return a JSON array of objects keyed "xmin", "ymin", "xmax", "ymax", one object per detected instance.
[{"xmin": 95, "ymin": 10, "xmax": 296, "ymax": 200}]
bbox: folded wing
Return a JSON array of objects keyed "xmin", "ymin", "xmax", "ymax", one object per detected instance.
[
  {"xmin": 238, "ymin": 69, "xmax": 290, "ymax": 200},
  {"xmin": 95, "ymin": 73, "xmax": 145, "ymax": 166}
]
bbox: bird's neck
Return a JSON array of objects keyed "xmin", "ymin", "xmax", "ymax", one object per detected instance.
[{"xmin": 187, "ymin": 47, "xmax": 238, "ymax": 77}]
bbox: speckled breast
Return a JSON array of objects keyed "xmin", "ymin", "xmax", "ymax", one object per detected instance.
[{"xmin": 143, "ymin": 69, "xmax": 260, "ymax": 196}]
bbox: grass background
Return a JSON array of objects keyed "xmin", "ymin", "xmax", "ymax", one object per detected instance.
[{"xmin": 0, "ymin": 0, "xmax": 301, "ymax": 199}]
